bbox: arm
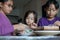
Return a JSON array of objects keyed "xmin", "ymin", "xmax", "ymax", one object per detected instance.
[
  {"xmin": 54, "ymin": 21, "xmax": 60, "ymax": 26},
  {"xmin": 13, "ymin": 23, "xmax": 25, "ymax": 35},
  {"xmin": 44, "ymin": 26, "xmax": 59, "ymax": 30}
]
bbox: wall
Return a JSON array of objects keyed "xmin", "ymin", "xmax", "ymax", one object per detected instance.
[{"xmin": 23, "ymin": 0, "xmax": 42, "ymax": 21}]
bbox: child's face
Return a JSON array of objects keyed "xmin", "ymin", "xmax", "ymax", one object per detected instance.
[
  {"xmin": 46, "ymin": 4, "xmax": 58, "ymax": 18},
  {"xmin": 1, "ymin": 0, "xmax": 13, "ymax": 14},
  {"xmin": 26, "ymin": 13, "xmax": 35, "ymax": 25}
]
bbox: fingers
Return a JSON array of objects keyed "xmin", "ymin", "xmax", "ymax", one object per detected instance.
[
  {"xmin": 32, "ymin": 23, "xmax": 37, "ymax": 27},
  {"xmin": 29, "ymin": 23, "xmax": 38, "ymax": 30},
  {"xmin": 54, "ymin": 21, "xmax": 60, "ymax": 26}
]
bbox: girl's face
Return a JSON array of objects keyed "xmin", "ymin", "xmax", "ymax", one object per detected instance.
[
  {"xmin": 1, "ymin": 0, "xmax": 13, "ymax": 14},
  {"xmin": 26, "ymin": 13, "xmax": 35, "ymax": 25},
  {"xmin": 46, "ymin": 4, "xmax": 58, "ymax": 18}
]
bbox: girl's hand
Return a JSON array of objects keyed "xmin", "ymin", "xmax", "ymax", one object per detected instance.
[
  {"xmin": 30, "ymin": 23, "xmax": 37, "ymax": 29},
  {"xmin": 54, "ymin": 21, "xmax": 60, "ymax": 26}
]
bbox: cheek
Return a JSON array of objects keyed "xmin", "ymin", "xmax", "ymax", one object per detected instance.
[
  {"xmin": 26, "ymin": 19, "xmax": 28, "ymax": 23},
  {"xmin": 30, "ymin": 20, "xmax": 34, "ymax": 23},
  {"xmin": 47, "ymin": 11, "xmax": 56, "ymax": 14},
  {"xmin": 47, "ymin": 11, "xmax": 49, "ymax": 14},
  {"xmin": 5, "ymin": 6, "xmax": 10, "ymax": 11},
  {"xmin": 3, "ymin": 5, "xmax": 7, "ymax": 9},
  {"xmin": 3, "ymin": 5, "xmax": 12, "ymax": 14},
  {"xmin": 52, "ymin": 11, "xmax": 57, "ymax": 16},
  {"xmin": 26, "ymin": 19, "xmax": 34, "ymax": 24},
  {"xmin": 26, "ymin": 19, "xmax": 30, "ymax": 25},
  {"xmin": 2, "ymin": 5, "xmax": 8, "ymax": 12},
  {"xmin": 46, "ymin": 11, "xmax": 50, "ymax": 15}
]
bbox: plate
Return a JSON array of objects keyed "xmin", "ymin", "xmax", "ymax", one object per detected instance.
[{"xmin": 34, "ymin": 31, "xmax": 60, "ymax": 36}]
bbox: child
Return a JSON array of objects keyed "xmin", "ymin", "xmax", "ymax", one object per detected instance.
[
  {"xmin": 38, "ymin": 0, "xmax": 60, "ymax": 30},
  {"xmin": 17, "ymin": 10, "xmax": 38, "ymax": 36},
  {"xmin": 23, "ymin": 10, "xmax": 37, "ymax": 29}
]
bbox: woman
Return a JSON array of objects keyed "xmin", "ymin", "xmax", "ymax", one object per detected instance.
[{"xmin": 0, "ymin": 0, "xmax": 21, "ymax": 36}]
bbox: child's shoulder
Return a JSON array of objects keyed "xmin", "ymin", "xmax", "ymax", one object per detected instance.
[
  {"xmin": 56, "ymin": 17, "xmax": 60, "ymax": 18},
  {"xmin": 56, "ymin": 17, "xmax": 60, "ymax": 20}
]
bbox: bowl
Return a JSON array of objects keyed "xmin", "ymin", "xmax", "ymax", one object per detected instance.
[{"xmin": 34, "ymin": 31, "xmax": 60, "ymax": 36}]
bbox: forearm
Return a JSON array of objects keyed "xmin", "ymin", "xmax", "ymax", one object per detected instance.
[
  {"xmin": 32, "ymin": 27, "xmax": 44, "ymax": 31},
  {"xmin": 44, "ymin": 26, "xmax": 59, "ymax": 30}
]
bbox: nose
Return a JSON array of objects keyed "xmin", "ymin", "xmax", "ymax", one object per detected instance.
[{"xmin": 50, "ymin": 10, "xmax": 53, "ymax": 14}]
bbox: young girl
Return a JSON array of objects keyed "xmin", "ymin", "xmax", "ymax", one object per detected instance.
[
  {"xmin": 16, "ymin": 10, "xmax": 38, "ymax": 36},
  {"xmin": 23, "ymin": 10, "xmax": 37, "ymax": 29},
  {"xmin": 38, "ymin": 0, "xmax": 60, "ymax": 30},
  {"xmin": 0, "ymin": 0, "xmax": 21, "ymax": 36}
]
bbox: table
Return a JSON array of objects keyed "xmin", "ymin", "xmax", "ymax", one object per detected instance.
[{"xmin": 0, "ymin": 36, "xmax": 60, "ymax": 40}]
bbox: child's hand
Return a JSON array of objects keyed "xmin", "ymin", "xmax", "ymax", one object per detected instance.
[
  {"xmin": 54, "ymin": 21, "xmax": 60, "ymax": 26},
  {"xmin": 30, "ymin": 23, "xmax": 37, "ymax": 29}
]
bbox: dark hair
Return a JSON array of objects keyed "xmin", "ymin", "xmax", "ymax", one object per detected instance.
[
  {"xmin": 42, "ymin": 4, "xmax": 46, "ymax": 17},
  {"xmin": 0, "ymin": 0, "xmax": 9, "ymax": 3},
  {"xmin": 45, "ymin": 0, "xmax": 59, "ymax": 9},
  {"xmin": 24, "ymin": 10, "xmax": 37, "ymax": 25},
  {"xmin": 42, "ymin": 0, "xmax": 59, "ymax": 17}
]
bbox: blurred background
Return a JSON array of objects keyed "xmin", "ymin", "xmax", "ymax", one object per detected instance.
[{"xmin": 6, "ymin": 0, "xmax": 60, "ymax": 24}]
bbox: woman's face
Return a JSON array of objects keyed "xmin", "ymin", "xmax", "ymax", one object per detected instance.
[
  {"xmin": 26, "ymin": 13, "xmax": 35, "ymax": 25},
  {"xmin": 1, "ymin": 0, "xmax": 13, "ymax": 14},
  {"xmin": 46, "ymin": 4, "xmax": 58, "ymax": 18}
]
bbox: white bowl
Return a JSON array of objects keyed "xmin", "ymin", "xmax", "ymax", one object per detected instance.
[{"xmin": 34, "ymin": 31, "xmax": 60, "ymax": 36}]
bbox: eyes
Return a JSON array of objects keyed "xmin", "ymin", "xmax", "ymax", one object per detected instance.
[
  {"xmin": 26, "ymin": 17, "xmax": 34, "ymax": 20},
  {"xmin": 47, "ymin": 7, "xmax": 57, "ymax": 12},
  {"xmin": 47, "ymin": 9, "xmax": 56, "ymax": 11},
  {"xmin": 8, "ymin": 4, "xmax": 13, "ymax": 8},
  {"xmin": 8, "ymin": 4, "xmax": 12, "ymax": 7}
]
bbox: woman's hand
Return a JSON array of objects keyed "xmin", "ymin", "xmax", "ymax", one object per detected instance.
[
  {"xmin": 13, "ymin": 23, "xmax": 26, "ymax": 35},
  {"xmin": 13, "ymin": 23, "xmax": 25, "ymax": 30}
]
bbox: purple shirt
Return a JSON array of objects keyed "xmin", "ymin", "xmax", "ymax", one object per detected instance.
[
  {"xmin": 38, "ymin": 17, "xmax": 60, "ymax": 26},
  {"xmin": 0, "ymin": 13, "xmax": 14, "ymax": 36}
]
